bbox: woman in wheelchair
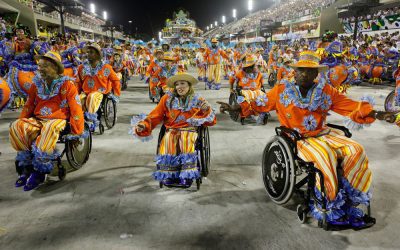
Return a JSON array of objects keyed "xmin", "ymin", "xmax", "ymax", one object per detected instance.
[
  {"xmin": 229, "ymin": 54, "xmax": 268, "ymax": 125},
  {"xmin": 131, "ymin": 73, "xmax": 216, "ymax": 187},
  {"xmin": 218, "ymin": 51, "xmax": 397, "ymax": 228},
  {"xmin": 9, "ymin": 51, "xmax": 85, "ymax": 191}
]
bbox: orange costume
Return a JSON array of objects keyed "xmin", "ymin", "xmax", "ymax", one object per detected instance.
[
  {"xmin": 276, "ymin": 65, "xmax": 294, "ymax": 83},
  {"xmin": 240, "ymin": 76, "xmax": 374, "ymax": 202},
  {"xmin": 0, "ymin": 77, "xmax": 11, "ymax": 112},
  {"xmin": 204, "ymin": 46, "xmax": 228, "ymax": 89},
  {"xmin": 131, "ymin": 92, "xmax": 216, "ymax": 180},
  {"xmin": 9, "ymin": 75, "xmax": 84, "ymax": 175},
  {"xmin": 146, "ymin": 58, "xmax": 178, "ymax": 101},
  {"xmin": 76, "ymin": 61, "xmax": 120, "ymax": 129},
  {"xmin": 395, "ymin": 69, "xmax": 400, "ymax": 126}
]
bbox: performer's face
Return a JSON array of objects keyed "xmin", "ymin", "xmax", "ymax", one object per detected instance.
[
  {"xmin": 87, "ymin": 48, "xmax": 99, "ymax": 62},
  {"xmin": 244, "ymin": 65, "xmax": 255, "ymax": 74},
  {"xmin": 294, "ymin": 68, "xmax": 318, "ymax": 89},
  {"xmin": 38, "ymin": 59, "xmax": 58, "ymax": 80},
  {"xmin": 156, "ymin": 53, "xmax": 163, "ymax": 60},
  {"xmin": 175, "ymin": 81, "xmax": 190, "ymax": 96},
  {"xmin": 211, "ymin": 43, "xmax": 217, "ymax": 48}
]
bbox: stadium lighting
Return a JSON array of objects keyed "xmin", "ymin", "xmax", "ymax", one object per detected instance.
[
  {"xmin": 129, "ymin": 20, "xmax": 132, "ymax": 23},
  {"xmin": 215, "ymin": 21, "xmax": 218, "ymax": 26},
  {"xmin": 222, "ymin": 15, "xmax": 226, "ymax": 24},
  {"xmin": 90, "ymin": 3, "xmax": 95, "ymax": 14},
  {"xmin": 211, "ymin": 24, "xmax": 213, "ymax": 29},
  {"xmin": 233, "ymin": 9, "xmax": 237, "ymax": 18},
  {"xmin": 159, "ymin": 31, "xmax": 162, "ymax": 41},
  {"xmin": 103, "ymin": 11, "xmax": 107, "ymax": 20},
  {"xmin": 207, "ymin": 26, "xmax": 209, "ymax": 30},
  {"xmin": 248, "ymin": 0, "xmax": 253, "ymax": 12}
]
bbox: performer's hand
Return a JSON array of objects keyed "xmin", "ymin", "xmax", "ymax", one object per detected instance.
[
  {"xmin": 136, "ymin": 123, "xmax": 146, "ymax": 133},
  {"xmin": 216, "ymin": 101, "xmax": 241, "ymax": 114},
  {"xmin": 200, "ymin": 100, "xmax": 210, "ymax": 111},
  {"xmin": 374, "ymin": 111, "xmax": 398, "ymax": 122}
]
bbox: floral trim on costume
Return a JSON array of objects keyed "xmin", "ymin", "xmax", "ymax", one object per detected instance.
[
  {"xmin": 129, "ymin": 113, "xmax": 153, "ymax": 142},
  {"xmin": 31, "ymin": 144, "xmax": 60, "ymax": 173},
  {"xmin": 16, "ymin": 150, "xmax": 33, "ymax": 167},
  {"xmin": 186, "ymin": 109, "xmax": 216, "ymax": 127},
  {"xmin": 82, "ymin": 61, "xmax": 105, "ymax": 77},
  {"xmin": 303, "ymin": 115, "xmax": 318, "ymax": 131},
  {"xmin": 33, "ymin": 74, "xmax": 74, "ymax": 100}
]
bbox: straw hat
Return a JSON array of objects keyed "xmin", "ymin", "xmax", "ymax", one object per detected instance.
[
  {"xmin": 211, "ymin": 38, "xmax": 218, "ymax": 43},
  {"xmin": 35, "ymin": 51, "xmax": 64, "ymax": 74},
  {"xmin": 288, "ymin": 51, "xmax": 328, "ymax": 72},
  {"xmin": 167, "ymin": 73, "xmax": 199, "ymax": 88},
  {"xmin": 85, "ymin": 43, "xmax": 102, "ymax": 57},
  {"xmin": 163, "ymin": 51, "xmax": 176, "ymax": 61},
  {"xmin": 242, "ymin": 54, "xmax": 258, "ymax": 68},
  {"xmin": 154, "ymin": 49, "xmax": 164, "ymax": 55}
]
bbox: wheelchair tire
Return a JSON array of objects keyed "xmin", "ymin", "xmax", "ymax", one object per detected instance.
[
  {"xmin": 262, "ymin": 135, "xmax": 296, "ymax": 205},
  {"xmin": 199, "ymin": 127, "xmax": 211, "ymax": 177},
  {"xmin": 104, "ymin": 98, "xmax": 117, "ymax": 129},
  {"xmin": 159, "ymin": 181, "xmax": 163, "ymax": 188},
  {"xmin": 66, "ymin": 123, "xmax": 92, "ymax": 170},
  {"xmin": 196, "ymin": 179, "xmax": 201, "ymax": 190},
  {"xmin": 384, "ymin": 90, "xmax": 400, "ymax": 112},
  {"xmin": 296, "ymin": 204, "xmax": 308, "ymax": 224},
  {"xmin": 228, "ymin": 92, "xmax": 240, "ymax": 122},
  {"xmin": 58, "ymin": 164, "xmax": 66, "ymax": 181}
]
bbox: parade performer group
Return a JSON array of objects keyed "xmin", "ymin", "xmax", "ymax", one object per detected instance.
[{"xmin": 1, "ymin": 23, "xmax": 400, "ymax": 232}]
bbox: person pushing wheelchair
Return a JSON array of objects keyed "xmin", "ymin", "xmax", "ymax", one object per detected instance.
[{"xmin": 218, "ymin": 51, "xmax": 396, "ymax": 228}]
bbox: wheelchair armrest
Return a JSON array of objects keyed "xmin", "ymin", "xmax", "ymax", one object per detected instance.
[
  {"xmin": 326, "ymin": 123, "xmax": 352, "ymax": 138},
  {"xmin": 275, "ymin": 126, "xmax": 302, "ymax": 141}
]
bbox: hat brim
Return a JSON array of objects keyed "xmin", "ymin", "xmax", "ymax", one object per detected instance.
[
  {"xmin": 289, "ymin": 63, "xmax": 328, "ymax": 72},
  {"xmin": 35, "ymin": 55, "xmax": 64, "ymax": 74},
  {"xmin": 85, "ymin": 45, "xmax": 102, "ymax": 57},
  {"xmin": 167, "ymin": 74, "xmax": 199, "ymax": 88},
  {"xmin": 243, "ymin": 62, "xmax": 256, "ymax": 68}
]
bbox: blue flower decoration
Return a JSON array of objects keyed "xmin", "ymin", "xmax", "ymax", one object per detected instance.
[
  {"xmin": 40, "ymin": 106, "xmax": 52, "ymax": 116},
  {"xmin": 103, "ymin": 68, "xmax": 111, "ymax": 77},
  {"xmin": 87, "ymin": 79, "xmax": 95, "ymax": 89},
  {"xmin": 303, "ymin": 115, "xmax": 317, "ymax": 131},
  {"xmin": 24, "ymin": 82, "xmax": 31, "ymax": 90},
  {"xmin": 152, "ymin": 77, "xmax": 159, "ymax": 82},
  {"xmin": 255, "ymin": 94, "xmax": 268, "ymax": 106},
  {"xmin": 75, "ymin": 95, "xmax": 81, "ymax": 105},
  {"xmin": 98, "ymin": 87, "xmax": 106, "ymax": 93},
  {"xmin": 237, "ymin": 96, "xmax": 245, "ymax": 104},
  {"xmin": 279, "ymin": 89, "xmax": 292, "ymax": 107},
  {"xmin": 320, "ymin": 93, "xmax": 332, "ymax": 111},
  {"xmin": 59, "ymin": 99, "xmax": 68, "ymax": 108},
  {"xmin": 175, "ymin": 115, "xmax": 186, "ymax": 123},
  {"xmin": 242, "ymin": 77, "xmax": 249, "ymax": 84}
]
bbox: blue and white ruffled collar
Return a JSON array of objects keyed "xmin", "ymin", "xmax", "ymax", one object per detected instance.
[
  {"xmin": 280, "ymin": 77, "xmax": 326, "ymax": 111},
  {"xmin": 166, "ymin": 93, "xmax": 201, "ymax": 112},
  {"xmin": 82, "ymin": 61, "xmax": 105, "ymax": 77},
  {"xmin": 33, "ymin": 74, "xmax": 74, "ymax": 100}
]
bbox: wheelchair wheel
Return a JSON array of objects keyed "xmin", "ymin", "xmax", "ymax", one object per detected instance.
[
  {"xmin": 384, "ymin": 90, "xmax": 400, "ymax": 112},
  {"xmin": 104, "ymin": 97, "xmax": 117, "ymax": 129},
  {"xmin": 296, "ymin": 204, "xmax": 308, "ymax": 224},
  {"xmin": 262, "ymin": 135, "xmax": 296, "ymax": 205},
  {"xmin": 199, "ymin": 127, "xmax": 211, "ymax": 177},
  {"xmin": 196, "ymin": 179, "xmax": 201, "ymax": 190},
  {"xmin": 66, "ymin": 123, "xmax": 92, "ymax": 170},
  {"xmin": 228, "ymin": 92, "xmax": 240, "ymax": 122},
  {"xmin": 58, "ymin": 165, "xmax": 66, "ymax": 181},
  {"xmin": 268, "ymin": 72, "xmax": 277, "ymax": 88}
]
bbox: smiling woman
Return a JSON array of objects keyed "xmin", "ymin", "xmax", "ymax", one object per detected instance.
[{"xmin": 130, "ymin": 73, "xmax": 216, "ymax": 188}]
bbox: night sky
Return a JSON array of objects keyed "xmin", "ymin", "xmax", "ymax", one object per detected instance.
[{"xmin": 83, "ymin": 0, "xmax": 274, "ymax": 38}]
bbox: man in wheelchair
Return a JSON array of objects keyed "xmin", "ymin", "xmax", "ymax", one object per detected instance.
[
  {"xmin": 130, "ymin": 73, "xmax": 216, "ymax": 187},
  {"xmin": 9, "ymin": 51, "xmax": 85, "ymax": 191},
  {"xmin": 76, "ymin": 43, "xmax": 120, "ymax": 131},
  {"xmin": 229, "ymin": 54, "xmax": 268, "ymax": 125},
  {"xmin": 218, "ymin": 51, "xmax": 397, "ymax": 229}
]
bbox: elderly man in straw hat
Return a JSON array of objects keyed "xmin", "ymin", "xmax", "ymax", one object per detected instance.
[
  {"xmin": 9, "ymin": 51, "xmax": 85, "ymax": 191},
  {"xmin": 76, "ymin": 43, "xmax": 120, "ymax": 131},
  {"xmin": 130, "ymin": 73, "xmax": 216, "ymax": 187},
  {"xmin": 218, "ymin": 51, "xmax": 397, "ymax": 228}
]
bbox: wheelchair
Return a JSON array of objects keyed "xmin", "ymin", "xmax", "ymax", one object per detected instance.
[
  {"xmin": 228, "ymin": 86, "xmax": 268, "ymax": 125},
  {"xmin": 261, "ymin": 124, "xmax": 375, "ymax": 230},
  {"xmin": 156, "ymin": 125, "xmax": 211, "ymax": 190},
  {"xmin": 15, "ymin": 122, "xmax": 92, "ymax": 181},
  {"xmin": 384, "ymin": 89, "xmax": 400, "ymax": 113},
  {"xmin": 96, "ymin": 94, "xmax": 117, "ymax": 134}
]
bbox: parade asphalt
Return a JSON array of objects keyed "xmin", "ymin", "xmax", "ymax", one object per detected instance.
[{"xmin": 0, "ymin": 69, "xmax": 399, "ymax": 250}]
